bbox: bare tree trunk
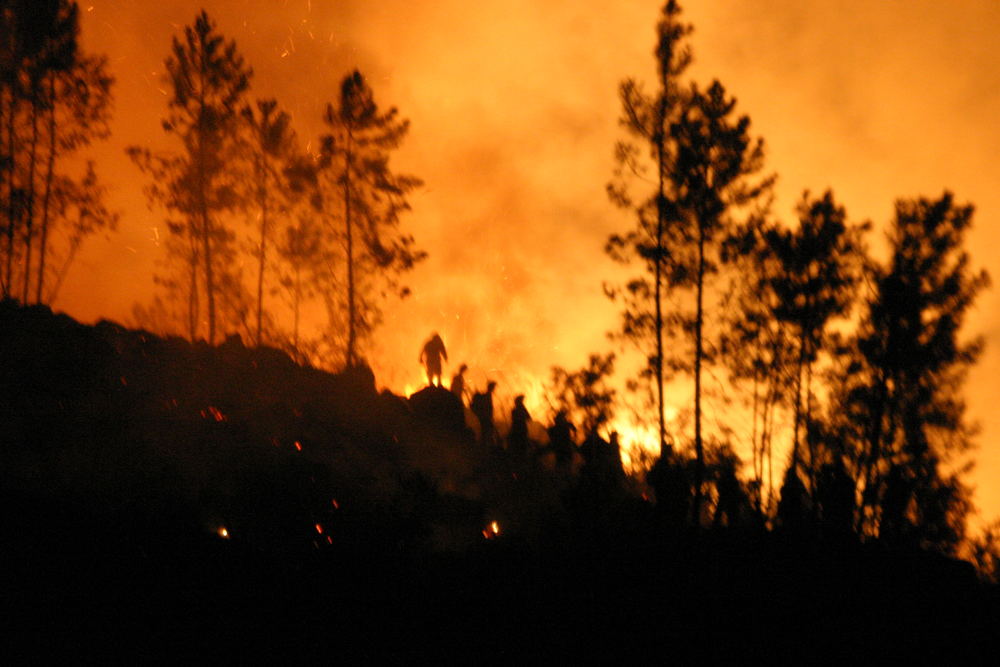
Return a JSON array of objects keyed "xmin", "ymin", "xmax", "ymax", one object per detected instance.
[
  {"xmin": 692, "ymin": 219, "xmax": 706, "ymax": 523},
  {"xmin": 196, "ymin": 63, "xmax": 214, "ymax": 344},
  {"xmin": 344, "ymin": 128, "xmax": 355, "ymax": 367},
  {"xmin": 655, "ymin": 132, "xmax": 667, "ymax": 457},
  {"xmin": 202, "ymin": 201, "xmax": 215, "ymax": 344},
  {"xmin": 857, "ymin": 371, "xmax": 887, "ymax": 535},
  {"xmin": 36, "ymin": 73, "xmax": 56, "ymax": 304},
  {"xmin": 3, "ymin": 89, "xmax": 14, "ymax": 297},
  {"xmin": 22, "ymin": 93, "xmax": 39, "ymax": 303},
  {"xmin": 791, "ymin": 326, "xmax": 808, "ymax": 470},
  {"xmin": 750, "ymin": 357, "xmax": 761, "ymax": 508},
  {"xmin": 255, "ymin": 161, "xmax": 268, "ymax": 347},
  {"xmin": 187, "ymin": 223, "xmax": 199, "ymax": 341},
  {"xmin": 804, "ymin": 342, "xmax": 816, "ymax": 498}
]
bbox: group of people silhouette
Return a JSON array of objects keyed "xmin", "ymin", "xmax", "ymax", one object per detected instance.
[{"xmin": 419, "ymin": 333, "xmax": 624, "ymax": 480}]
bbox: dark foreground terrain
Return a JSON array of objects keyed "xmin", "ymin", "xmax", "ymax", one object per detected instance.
[{"xmin": 2, "ymin": 301, "xmax": 998, "ymax": 660}]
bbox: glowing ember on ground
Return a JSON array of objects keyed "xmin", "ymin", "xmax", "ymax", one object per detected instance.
[
  {"xmin": 315, "ymin": 523, "xmax": 323, "ymax": 534},
  {"xmin": 294, "ymin": 441, "xmax": 302, "ymax": 451},
  {"xmin": 218, "ymin": 527, "xmax": 229, "ymax": 539},
  {"xmin": 201, "ymin": 406, "xmax": 226, "ymax": 422},
  {"xmin": 482, "ymin": 521, "xmax": 501, "ymax": 539}
]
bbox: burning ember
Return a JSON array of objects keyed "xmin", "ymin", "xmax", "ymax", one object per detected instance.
[
  {"xmin": 201, "ymin": 406, "xmax": 226, "ymax": 422},
  {"xmin": 218, "ymin": 527, "xmax": 229, "ymax": 539},
  {"xmin": 482, "ymin": 521, "xmax": 501, "ymax": 540}
]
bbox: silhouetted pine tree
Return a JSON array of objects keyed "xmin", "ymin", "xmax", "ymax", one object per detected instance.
[
  {"xmin": 606, "ymin": 0, "xmax": 691, "ymax": 459},
  {"xmin": 128, "ymin": 11, "xmax": 251, "ymax": 344},
  {"xmin": 720, "ymin": 215, "xmax": 794, "ymax": 513},
  {"xmin": 314, "ymin": 70, "xmax": 424, "ymax": 367},
  {"xmin": 239, "ymin": 98, "xmax": 297, "ymax": 347},
  {"xmin": 607, "ymin": 0, "xmax": 773, "ymax": 521},
  {"xmin": 766, "ymin": 191, "xmax": 868, "ymax": 496},
  {"xmin": 846, "ymin": 192, "xmax": 988, "ymax": 552}
]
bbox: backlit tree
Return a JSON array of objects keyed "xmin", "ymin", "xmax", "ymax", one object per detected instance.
[
  {"xmin": 128, "ymin": 11, "xmax": 251, "ymax": 343},
  {"xmin": 315, "ymin": 70, "xmax": 424, "ymax": 367}
]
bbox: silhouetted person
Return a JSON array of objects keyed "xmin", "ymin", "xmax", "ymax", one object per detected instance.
[
  {"xmin": 419, "ymin": 332, "xmax": 448, "ymax": 387},
  {"xmin": 508, "ymin": 394, "xmax": 531, "ymax": 457},
  {"xmin": 712, "ymin": 460, "xmax": 745, "ymax": 529},
  {"xmin": 547, "ymin": 410, "xmax": 577, "ymax": 470},
  {"xmin": 777, "ymin": 464, "xmax": 810, "ymax": 536},
  {"xmin": 605, "ymin": 431, "xmax": 624, "ymax": 474},
  {"xmin": 471, "ymin": 381, "xmax": 497, "ymax": 447},
  {"xmin": 648, "ymin": 451, "xmax": 691, "ymax": 529},
  {"xmin": 587, "ymin": 431, "xmax": 624, "ymax": 487},
  {"xmin": 450, "ymin": 363, "xmax": 468, "ymax": 404},
  {"xmin": 880, "ymin": 465, "xmax": 913, "ymax": 546},
  {"xmin": 816, "ymin": 458, "xmax": 856, "ymax": 543}
]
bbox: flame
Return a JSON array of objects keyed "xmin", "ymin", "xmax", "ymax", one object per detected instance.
[
  {"xmin": 218, "ymin": 526, "xmax": 229, "ymax": 539},
  {"xmin": 482, "ymin": 520, "xmax": 501, "ymax": 539}
]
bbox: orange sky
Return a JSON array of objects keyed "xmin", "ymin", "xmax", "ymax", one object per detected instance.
[{"xmin": 57, "ymin": 1, "xmax": 1000, "ymax": 525}]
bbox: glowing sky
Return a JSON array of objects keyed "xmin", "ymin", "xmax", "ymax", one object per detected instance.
[{"xmin": 60, "ymin": 1, "xmax": 1000, "ymax": 524}]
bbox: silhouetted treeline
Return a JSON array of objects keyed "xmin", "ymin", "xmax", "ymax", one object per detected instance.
[
  {"xmin": 0, "ymin": 0, "xmax": 116, "ymax": 305},
  {"xmin": 127, "ymin": 11, "xmax": 424, "ymax": 364},
  {"xmin": 604, "ymin": 0, "xmax": 990, "ymax": 558}
]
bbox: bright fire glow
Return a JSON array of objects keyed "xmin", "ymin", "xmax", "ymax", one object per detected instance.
[
  {"xmin": 218, "ymin": 527, "xmax": 229, "ymax": 539},
  {"xmin": 63, "ymin": 1, "xmax": 1000, "ymax": 523}
]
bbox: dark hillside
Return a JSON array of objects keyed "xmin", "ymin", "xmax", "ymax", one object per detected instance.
[{"xmin": 1, "ymin": 300, "xmax": 997, "ymax": 660}]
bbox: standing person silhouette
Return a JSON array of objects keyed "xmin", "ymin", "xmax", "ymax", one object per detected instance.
[
  {"xmin": 471, "ymin": 381, "xmax": 497, "ymax": 447},
  {"xmin": 509, "ymin": 394, "xmax": 531, "ymax": 458},
  {"xmin": 419, "ymin": 332, "xmax": 448, "ymax": 387},
  {"xmin": 450, "ymin": 363, "xmax": 469, "ymax": 404}
]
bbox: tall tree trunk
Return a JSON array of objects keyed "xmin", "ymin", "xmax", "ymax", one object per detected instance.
[
  {"xmin": 655, "ymin": 125, "xmax": 667, "ymax": 458},
  {"xmin": 791, "ymin": 326, "xmax": 808, "ymax": 469},
  {"xmin": 804, "ymin": 342, "xmax": 816, "ymax": 499},
  {"xmin": 3, "ymin": 89, "xmax": 15, "ymax": 297},
  {"xmin": 692, "ymin": 218, "xmax": 706, "ymax": 523},
  {"xmin": 202, "ymin": 200, "xmax": 214, "ymax": 344},
  {"xmin": 857, "ymin": 371, "xmax": 887, "ymax": 535},
  {"xmin": 255, "ymin": 160, "xmax": 268, "ymax": 347},
  {"xmin": 344, "ymin": 128, "xmax": 355, "ymax": 367},
  {"xmin": 22, "ymin": 92, "xmax": 39, "ymax": 303},
  {"xmin": 36, "ymin": 73, "xmax": 56, "ymax": 304},
  {"xmin": 197, "ymin": 63, "xmax": 214, "ymax": 344},
  {"xmin": 750, "ymin": 356, "xmax": 761, "ymax": 507},
  {"xmin": 185, "ymin": 213, "xmax": 199, "ymax": 341}
]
